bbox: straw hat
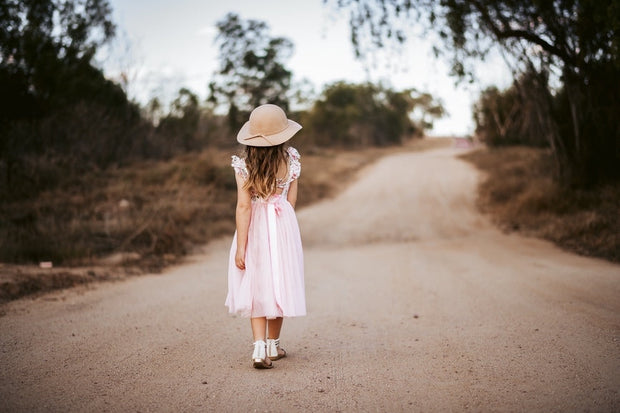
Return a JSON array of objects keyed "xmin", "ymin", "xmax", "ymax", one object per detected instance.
[{"xmin": 237, "ymin": 104, "xmax": 302, "ymax": 147}]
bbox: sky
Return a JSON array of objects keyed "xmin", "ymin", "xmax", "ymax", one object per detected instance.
[{"xmin": 101, "ymin": 0, "xmax": 513, "ymax": 136}]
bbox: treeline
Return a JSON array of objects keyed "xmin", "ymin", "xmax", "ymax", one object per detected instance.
[
  {"xmin": 0, "ymin": 6, "xmax": 443, "ymax": 203},
  {"xmin": 1, "ymin": 0, "xmax": 146, "ymax": 199},
  {"xmin": 473, "ymin": 65, "xmax": 620, "ymax": 188},
  {"xmin": 473, "ymin": 71, "xmax": 552, "ymax": 148}
]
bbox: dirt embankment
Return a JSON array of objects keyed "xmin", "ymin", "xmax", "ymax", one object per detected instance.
[{"xmin": 461, "ymin": 146, "xmax": 620, "ymax": 262}]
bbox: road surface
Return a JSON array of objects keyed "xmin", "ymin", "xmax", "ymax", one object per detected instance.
[{"xmin": 1, "ymin": 147, "xmax": 619, "ymax": 412}]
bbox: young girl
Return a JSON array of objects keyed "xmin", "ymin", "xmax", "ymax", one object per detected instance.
[{"xmin": 225, "ymin": 104, "xmax": 306, "ymax": 369}]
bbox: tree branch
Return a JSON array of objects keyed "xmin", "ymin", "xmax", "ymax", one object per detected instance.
[{"xmin": 468, "ymin": 0, "xmax": 577, "ymax": 67}]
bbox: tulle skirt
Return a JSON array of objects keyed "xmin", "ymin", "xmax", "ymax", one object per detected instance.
[{"xmin": 225, "ymin": 195, "xmax": 306, "ymax": 318}]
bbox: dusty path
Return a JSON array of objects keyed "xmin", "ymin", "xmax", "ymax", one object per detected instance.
[{"xmin": 1, "ymin": 147, "xmax": 619, "ymax": 412}]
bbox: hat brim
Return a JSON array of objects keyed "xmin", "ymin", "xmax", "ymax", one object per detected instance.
[{"xmin": 237, "ymin": 120, "xmax": 302, "ymax": 147}]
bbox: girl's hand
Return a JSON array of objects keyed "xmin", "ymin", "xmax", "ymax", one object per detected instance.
[{"xmin": 235, "ymin": 248, "xmax": 246, "ymax": 270}]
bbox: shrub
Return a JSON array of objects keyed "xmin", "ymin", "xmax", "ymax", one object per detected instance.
[
  {"xmin": 299, "ymin": 82, "xmax": 443, "ymax": 148},
  {"xmin": 473, "ymin": 71, "xmax": 551, "ymax": 148}
]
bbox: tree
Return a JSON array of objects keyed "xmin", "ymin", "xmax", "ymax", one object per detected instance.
[
  {"xmin": 329, "ymin": 0, "xmax": 620, "ymax": 187},
  {"xmin": 208, "ymin": 13, "xmax": 294, "ymax": 131},
  {"xmin": 0, "ymin": 0, "xmax": 146, "ymax": 197},
  {"xmin": 474, "ymin": 71, "xmax": 552, "ymax": 148},
  {"xmin": 157, "ymin": 88, "xmax": 202, "ymax": 152},
  {"xmin": 303, "ymin": 81, "xmax": 443, "ymax": 147},
  {"xmin": 0, "ymin": 0, "xmax": 117, "ymax": 118}
]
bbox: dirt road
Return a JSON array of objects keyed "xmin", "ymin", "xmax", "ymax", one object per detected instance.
[{"xmin": 1, "ymin": 147, "xmax": 619, "ymax": 412}]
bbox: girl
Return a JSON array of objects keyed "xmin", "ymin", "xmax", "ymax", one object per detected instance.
[{"xmin": 225, "ymin": 104, "xmax": 306, "ymax": 369}]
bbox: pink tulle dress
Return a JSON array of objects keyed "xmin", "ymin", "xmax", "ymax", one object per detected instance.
[{"xmin": 225, "ymin": 147, "xmax": 306, "ymax": 319}]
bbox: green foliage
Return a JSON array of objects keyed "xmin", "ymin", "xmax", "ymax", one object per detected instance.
[
  {"xmin": 1, "ymin": 101, "xmax": 150, "ymax": 200},
  {"xmin": 157, "ymin": 88, "xmax": 203, "ymax": 153},
  {"xmin": 331, "ymin": 0, "xmax": 619, "ymax": 80},
  {"xmin": 208, "ymin": 13, "xmax": 294, "ymax": 130},
  {"xmin": 0, "ymin": 0, "xmax": 153, "ymax": 200},
  {"xmin": 474, "ymin": 70, "xmax": 552, "ymax": 148},
  {"xmin": 0, "ymin": 0, "xmax": 117, "ymax": 117},
  {"xmin": 300, "ymin": 82, "xmax": 443, "ymax": 147},
  {"xmin": 474, "ymin": 86, "xmax": 521, "ymax": 147},
  {"xmin": 0, "ymin": 1, "xmax": 230, "ymax": 202}
]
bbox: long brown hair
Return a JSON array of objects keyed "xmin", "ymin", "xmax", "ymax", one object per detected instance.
[{"xmin": 243, "ymin": 144, "xmax": 288, "ymax": 198}]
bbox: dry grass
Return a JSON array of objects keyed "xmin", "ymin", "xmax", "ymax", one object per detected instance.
[
  {"xmin": 461, "ymin": 146, "xmax": 620, "ymax": 263},
  {"xmin": 1, "ymin": 150, "xmax": 237, "ymax": 269},
  {"xmin": 0, "ymin": 138, "xmax": 449, "ymax": 302}
]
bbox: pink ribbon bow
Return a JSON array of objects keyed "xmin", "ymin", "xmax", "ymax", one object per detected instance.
[{"xmin": 271, "ymin": 195, "xmax": 282, "ymax": 216}]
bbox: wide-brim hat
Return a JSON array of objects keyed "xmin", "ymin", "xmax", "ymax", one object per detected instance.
[{"xmin": 237, "ymin": 104, "xmax": 302, "ymax": 147}]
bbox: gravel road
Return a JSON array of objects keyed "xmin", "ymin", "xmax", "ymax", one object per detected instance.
[{"xmin": 1, "ymin": 146, "xmax": 619, "ymax": 412}]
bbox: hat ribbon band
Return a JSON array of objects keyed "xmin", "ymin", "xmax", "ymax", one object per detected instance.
[{"xmin": 244, "ymin": 134, "xmax": 274, "ymax": 145}]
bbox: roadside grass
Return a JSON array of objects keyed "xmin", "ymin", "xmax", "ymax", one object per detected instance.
[
  {"xmin": 461, "ymin": 146, "xmax": 620, "ymax": 263},
  {"xmin": 1, "ymin": 150, "xmax": 236, "ymax": 269},
  {"xmin": 0, "ymin": 138, "xmax": 450, "ymax": 302}
]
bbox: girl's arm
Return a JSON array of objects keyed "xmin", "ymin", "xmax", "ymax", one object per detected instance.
[
  {"xmin": 287, "ymin": 178, "xmax": 298, "ymax": 209},
  {"xmin": 234, "ymin": 173, "xmax": 252, "ymax": 270}
]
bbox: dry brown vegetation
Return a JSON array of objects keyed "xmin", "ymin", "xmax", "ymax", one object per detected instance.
[
  {"xmin": 1, "ymin": 151, "xmax": 236, "ymax": 268},
  {"xmin": 0, "ymin": 138, "xmax": 450, "ymax": 302},
  {"xmin": 461, "ymin": 146, "xmax": 620, "ymax": 263}
]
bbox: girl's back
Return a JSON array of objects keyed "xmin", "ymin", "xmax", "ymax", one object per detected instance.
[{"xmin": 225, "ymin": 104, "xmax": 306, "ymax": 330}]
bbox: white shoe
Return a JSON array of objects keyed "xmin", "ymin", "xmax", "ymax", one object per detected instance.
[
  {"xmin": 266, "ymin": 338, "xmax": 287, "ymax": 361},
  {"xmin": 252, "ymin": 340, "xmax": 273, "ymax": 369}
]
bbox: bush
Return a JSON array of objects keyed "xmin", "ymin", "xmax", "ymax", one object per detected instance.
[
  {"xmin": 473, "ymin": 71, "xmax": 552, "ymax": 148},
  {"xmin": 298, "ymin": 82, "xmax": 443, "ymax": 148}
]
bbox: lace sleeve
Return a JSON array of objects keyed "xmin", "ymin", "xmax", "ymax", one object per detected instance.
[
  {"xmin": 287, "ymin": 147, "xmax": 301, "ymax": 180},
  {"xmin": 231, "ymin": 155, "xmax": 248, "ymax": 180}
]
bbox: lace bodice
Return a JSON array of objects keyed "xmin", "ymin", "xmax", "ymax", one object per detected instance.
[{"xmin": 231, "ymin": 147, "xmax": 301, "ymax": 199}]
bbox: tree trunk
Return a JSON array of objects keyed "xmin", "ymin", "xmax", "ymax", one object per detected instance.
[{"xmin": 558, "ymin": 64, "xmax": 620, "ymax": 188}]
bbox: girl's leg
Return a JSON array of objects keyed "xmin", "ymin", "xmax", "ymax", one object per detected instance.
[
  {"xmin": 267, "ymin": 317, "xmax": 283, "ymax": 339},
  {"xmin": 251, "ymin": 317, "xmax": 267, "ymax": 341}
]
